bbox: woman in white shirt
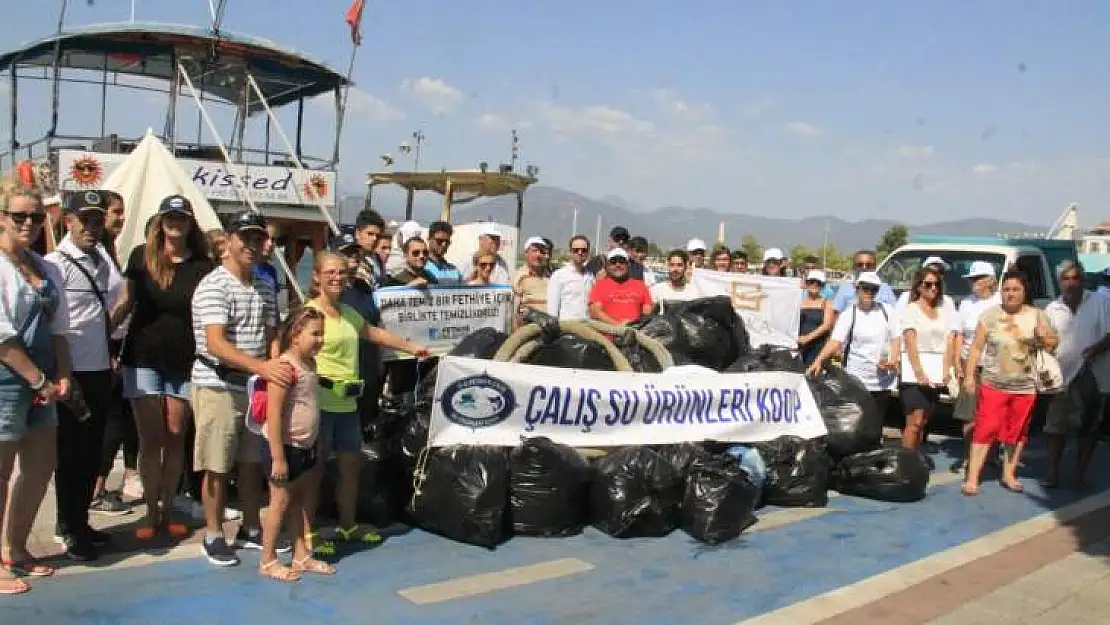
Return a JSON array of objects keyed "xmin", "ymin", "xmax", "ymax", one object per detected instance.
[
  {"xmin": 900, "ymin": 268, "xmax": 957, "ymax": 452},
  {"xmin": 807, "ymin": 272, "xmax": 900, "ymax": 414},
  {"xmin": 0, "ymin": 180, "xmax": 72, "ymax": 593},
  {"xmin": 950, "ymin": 261, "xmax": 998, "ymax": 472}
]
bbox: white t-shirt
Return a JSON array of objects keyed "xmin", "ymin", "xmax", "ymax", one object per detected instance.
[
  {"xmin": 546, "ymin": 264, "xmax": 593, "ymax": 320},
  {"xmin": 650, "ymin": 280, "xmax": 702, "ymax": 306},
  {"xmin": 45, "ymin": 237, "xmax": 122, "ymax": 372},
  {"xmin": 831, "ymin": 303, "xmax": 900, "ymax": 391},
  {"xmin": 900, "ymin": 301, "xmax": 954, "ymax": 355},
  {"xmin": 1045, "ymin": 292, "xmax": 1110, "ymax": 391},
  {"xmin": 956, "ymin": 292, "xmax": 1000, "ymax": 361},
  {"xmin": 895, "ymin": 291, "xmax": 958, "ymax": 331}
]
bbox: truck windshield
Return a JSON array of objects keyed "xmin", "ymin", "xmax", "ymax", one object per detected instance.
[{"xmin": 878, "ymin": 250, "xmax": 1006, "ymax": 300}]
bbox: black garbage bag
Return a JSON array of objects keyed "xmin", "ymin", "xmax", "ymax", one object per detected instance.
[
  {"xmin": 636, "ymin": 296, "xmax": 750, "ymax": 371},
  {"xmin": 681, "ymin": 454, "xmax": 760, "ymax": 544},
  {"xmin": 831, "ymin": 448, "xmax": 930, "ymax": 503},
  {"xmin": 807, "ymin": 368, "xmax": 883, "ymax": 460},
  {"xmin": 451, "ymin": 327, "xmax": 509, "ymax": 359},
  {"xmin": 318, "ymin": 441, "xmax": 406, "ymax": 527},
  {"xmin": 372, "ymin": 395, "xmax": 415, "ymax": 442},
  {"xmin": 397, "ymin": 405, "xmax": 431, "ymax": 476},
  {"xmin": 590, "ymin": 447, "xmax": 683, "ymax": 537},
  {"xmin": 525, "ymin": 334, "xmax": 617, "ymax": 370},
  {"xmin": 612, "ymin": 328, "xmax": 664, "ymax": 373},
  {"xmin": 752, "ymin": 436, "xmax": 830, "ymax": 508},
  {"xmin": 407, "ymin": 445, "xmax": 510, "ymax": 548},
  {"xmin": 509, "ymin": 438, "xmax": 591, "ymax": 536},
  {"xmin": 654, "ymin": 442, "xmax": 713, "ymax": 476},
  {"xmin": 728, "ymin": 344, "xmax": 806, "ymax": 374}
]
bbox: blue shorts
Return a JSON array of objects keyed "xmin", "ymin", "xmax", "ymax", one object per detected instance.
[
  {"xmin": 319, "ymin": 410, "xmax": 362, "ymax": 455},
  {"xmin": 122, "ymin": 366, "xmax": 190, "ymax": 400},
  {"xmin": 0, "ymin": 384, "xmax": 58, "ymax": 442}
]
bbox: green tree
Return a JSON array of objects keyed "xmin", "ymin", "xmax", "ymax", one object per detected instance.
[
  {"xmin": 876, "ymin": 224, "xmax": 909, "ymax": 260},
  {"xmin": 740, "ymin": 235, "xmax": 762, "ymax": 263},
  {"xmin": 788, "ymin": 244, "xmax": 813, "ymax": 269}
]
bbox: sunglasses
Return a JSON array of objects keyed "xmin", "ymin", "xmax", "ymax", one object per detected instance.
[
  {"xmin": 570, "ymin": 247, "xmax": 589, "ymax": 254},
  {"xmin": 477, "ymin": 262, "xmax": 495, "ymax": 269},
  {"xmin": 77, "ymin": 211, "xmax": 106, "ymax": 227},
  {"xmin": 855, "ymin": 262, "xmax": 876, "ymax": 270},
  {"xmin": 921, "ymin": 281, "xmax": 940, "ymax": 289},
  {"xmin": 609, "ymin": 258, "xmax": 629, "ymax": 265},
  {"xmin": 409, "ymin": 250, "xmax": 427, "ymax": 258},
  {"xmin": 2, "ymin": 210, "xmax": 47, "ymax": 226}
]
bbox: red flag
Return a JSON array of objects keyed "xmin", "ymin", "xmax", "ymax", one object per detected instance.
[{"xmin": 345, "ymin": 0, "xmax": 366, "ymax": 46}]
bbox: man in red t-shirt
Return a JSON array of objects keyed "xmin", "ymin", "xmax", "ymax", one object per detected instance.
[{"xmin": 589, "ymin": 248, "xmax": 653, "ymax": 324}]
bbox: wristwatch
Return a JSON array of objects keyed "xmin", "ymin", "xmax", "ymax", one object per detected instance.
[{"xmin": 28, "ymin": 373, "xmax": 46, "ymax": 391}]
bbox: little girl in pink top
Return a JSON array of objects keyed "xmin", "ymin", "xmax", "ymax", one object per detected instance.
[{"xmin": 259, "ymin": 307, "xmax": 334, "ymax": 583}]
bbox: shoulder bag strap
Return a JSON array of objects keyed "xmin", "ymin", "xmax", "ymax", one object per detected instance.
[
  {"xmin": 57, "ymin": 250, "xmax": 110, "ymax": 341},
  {"xmin": 842, "ymin": 305, "xmax": 858, "ymax": 366}
]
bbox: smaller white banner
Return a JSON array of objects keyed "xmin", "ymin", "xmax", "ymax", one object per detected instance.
[
  {"xmin": 374, "ymin": 285, "xmax": 513, "ymax": 361},
  {"xmin": 428, "ymin": 356, "xmax": 827, "ymax": 448},
  {"xmin": 691, "ymin": 270, "xmax": 803, "ymax": 349},
  {"xmin": 57, "ymin": 150, "xmax": 337, "ymax": 207}
]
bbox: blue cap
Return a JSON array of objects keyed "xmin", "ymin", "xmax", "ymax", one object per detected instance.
[
  {"xmin": 65, "ymin": 190, "xmax": 107, "ymax": 214},
  {"xmin": 159, "ymin": 194, "xmax": 193, "ymax": 216}
]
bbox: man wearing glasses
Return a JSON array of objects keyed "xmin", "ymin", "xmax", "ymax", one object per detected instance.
[
  {"xmin": 588, "ymin": 248, "xmax": 653, "ymax": 325},
  {"xmin": 832, "ymin": 249, "xmax": 897, "ymax": 313},
  {"xmin": 547, "ymin": 235, "xmax": 593, "ymax": 320},
  {"xmin": 386, "ymin": 237, "xmax": 437, "ymax": 287},
  {"xmin": 423, "ymin": 221, "xmax": 462, "ymax": 286}
]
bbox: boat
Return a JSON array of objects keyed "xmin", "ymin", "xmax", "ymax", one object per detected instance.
[{"xmin": 0, "ymin": 13, "xmax": 349, "ymax": 291}]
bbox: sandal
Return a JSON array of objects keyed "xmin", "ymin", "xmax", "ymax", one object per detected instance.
[
  {"xmin": 0, "ymin": 576, "xmax": 30, "ymax": 595},
  {"xmin": 335, "ymin": 525, "xmax": 382, "ymax": 545},
  {"xmin": 1001, "ymin": 479, "xmax": 1025, "ymax": 494},
  {"xmin": 2, "ymin": 559, "xmax": 55, "ymax": 578},
  {"xmin": 134, "ymin": 526, "xmax": 157, "ymax": 541},
  {"xmin": 308, "ymin": 532, "xmax": 336, "ymax": 556},
  {"xmin": 291, "ymin": 556, "xmax": 336, "ymax": 576},
  {"xmin": 259, "ymin": 559, "xmax": 300, "ymax": 583}
]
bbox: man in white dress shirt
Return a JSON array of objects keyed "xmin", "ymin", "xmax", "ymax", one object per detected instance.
[
  {"xmin": 44, "ymin": 191, "xmax": 123, "ymax": 562},
  {"xmin": 547, "ymin": 235, "xmax": 594, "ymax": 320}
]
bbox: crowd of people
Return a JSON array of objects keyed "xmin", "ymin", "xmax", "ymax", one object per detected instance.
[{"xmin": 0, "ymin": 175, "xmax": 1108, "ymax": 592}]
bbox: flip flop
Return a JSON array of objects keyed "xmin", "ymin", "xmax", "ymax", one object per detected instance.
[
  {"xmin": 134, "ymin": 526, "xmax": 157, "ymax": 541},
  {"xmin": 1000, "ymin": 480, "xmax": 1025, "ymax": 494},
  {"xmin": 335, "ymin": 525, "xmax": 382, "ymax": 545},
  {"xmin": 165, "ymin": 522, "xmax": 190, "ymax": 538},
  {"xmin": 1, "ymin": 559, "xmax": 55, "ymax": 578},
  {"xmin": 0, "ymin": 576, "xmax": 30, "ymax": 595}
]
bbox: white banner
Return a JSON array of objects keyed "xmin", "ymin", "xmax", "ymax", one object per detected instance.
[
  {"xmin": 374, "ymin": 285, "xmax": 513, "ymax": 361},
  {"xmin": 57, "ymin": 150, "xmax": 337, "ymax": 207},
  {"xmin": 691, "ymin": 270, "xmax": 802, "ymax": 349},
  {"xmin": 428, "ymin": 356, "xmax": 827, "ymax": 448}
]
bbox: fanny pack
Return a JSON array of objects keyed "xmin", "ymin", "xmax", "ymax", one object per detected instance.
[
  {"xmin": 319, "ymin": 376, "xmax": 365, "ymax": 398},
  {"xmin": 195, "ymin": 353, "xmax": 250, "ymax": 387}
]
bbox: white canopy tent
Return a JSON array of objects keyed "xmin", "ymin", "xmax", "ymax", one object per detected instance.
[{"xmin": 102, "ymin": 130, "xmax": 224, "ymax": 265}]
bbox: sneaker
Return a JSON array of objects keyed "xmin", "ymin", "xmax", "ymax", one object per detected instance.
[
  {"xmin": 234, "ymin": 527, "xmax": 291, "ymax": 554},
  {"xmin": 172, "ymin": 495, "xmax": 241, "ymax": 523},
  {"xmin": 90, "ymin": 493, "xmax": 130, "ymax": 516},
  {"xmin": 84, "ymin": 528, "xmax": 112, "ymax": 548},
  {"xmin": 57, "ymin": 534, "xmax": 98, "ymax": 562},
  {"xmin": 202, "ymin": 536, "xmax": 239, "ymax": 567},
  {"xmin": 122, "ymin": 474, "xmax": 144, "ymax": 501}
]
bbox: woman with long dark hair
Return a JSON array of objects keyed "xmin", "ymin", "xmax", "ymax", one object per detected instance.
[
  {"xmin": 900, "ymin": 267, "xmax": 957, "ymax": 451},
  {"xmin": 110, "ymin": 195, "xmax": 213, "ymax": 538}
]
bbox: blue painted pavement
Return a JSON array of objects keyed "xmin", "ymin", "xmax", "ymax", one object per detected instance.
[{"xmin": 8, "ymin": 442, "xmax": 1110, "ymax": 625}]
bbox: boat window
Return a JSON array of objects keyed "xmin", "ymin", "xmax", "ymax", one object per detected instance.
[
  {"xmin": 878, "ymin": 250, "xmax": 1006, "ymax": 300},
  {"xmin": 1013, "ymin": 254, "xmax": 1048, "ymax": 302}
]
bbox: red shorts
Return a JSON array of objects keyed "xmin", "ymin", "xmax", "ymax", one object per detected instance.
[{"xmin": 973, "ymin": 383, "xmax": 1036, "ymax": 445}]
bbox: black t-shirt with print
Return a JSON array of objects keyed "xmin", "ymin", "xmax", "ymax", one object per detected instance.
[{"xmin": 121, "ymin": 244, "xmax": 215, "ymax": 379}]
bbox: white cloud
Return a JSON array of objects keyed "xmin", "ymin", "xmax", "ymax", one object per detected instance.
[
  {"xmin": 650, "ymin": 89, "xmax": 711, "ymax": 120},
  {"xmin": 535, "ymin": 102, "xmax": 655, "ymax": 137},
  {"xmin": 473, "ymin": 112, "xmax": 532, "ymax": 132},
  {"xmin": 311, "ymin": 88, "xmax": 404, "ymax": 122},
  {"xmin": 741, "ymin": 96, "xmax": 777, "ymax": 118},
  {"xmin": 971, "ymin": 163, "xmax": 998, "ymax": 175},
  {"xmin": 401, "ymin": 76, "xmax": 465, "ymax": 115},
  {"xmin": 784, "ymin": 121, "xmax": 821, "ymax": 138},
  {"xmin": 895, "ymin": 144, "xmax": 935, "ymax": 160}
]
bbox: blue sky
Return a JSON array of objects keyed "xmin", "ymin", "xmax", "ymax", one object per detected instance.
[{"xmin": 3, "ymin": 1, "xmax": 1110, "ymax": 226}]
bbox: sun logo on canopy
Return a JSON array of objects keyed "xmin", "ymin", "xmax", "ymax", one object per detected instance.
[
  {"xmin": 70, "ymin": 156, "xmax": 103, "ymax": 187},
  {"xmin": 303, "ymin": 174, "xmax": 329, "ymax": 200}
]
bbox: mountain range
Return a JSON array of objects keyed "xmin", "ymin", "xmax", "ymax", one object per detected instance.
[{"xmin": 337, "ymin": 185, "xmax": 1042, "ymax": 252}]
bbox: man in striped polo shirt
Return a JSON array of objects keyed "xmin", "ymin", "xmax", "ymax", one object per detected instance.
[{"xmin": 190, "ymin": 211, "xmax": 293, "ymax": 567}]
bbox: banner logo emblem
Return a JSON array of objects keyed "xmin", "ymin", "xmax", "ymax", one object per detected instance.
[{"xmin": 440, "ymin": 374, "xmax": 515, "ymax": 428}]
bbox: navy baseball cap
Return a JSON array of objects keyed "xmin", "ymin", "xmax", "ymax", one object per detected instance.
[
  {"xmin": 65, "ymin": 190, "xmax": 107, "ymax": 214},
  {"xmin": 226, "ymin": 210, "xmax": 267, "ymax": 234},
  {"xmin": 331, "ymin": 230, "xmax": 358, "ymax": 251},
  {"xmin": 159, "ymin": 194, "xmax": 193, "ymax": 216}
]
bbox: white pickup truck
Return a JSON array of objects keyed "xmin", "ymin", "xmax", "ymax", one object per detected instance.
[{"xmin": 877, "ymin": 235, "xmax": 1079, "ymax": 307}]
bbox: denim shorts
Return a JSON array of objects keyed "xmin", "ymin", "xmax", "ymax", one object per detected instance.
[
  {"xmin": 0, "ymin": 385, "xmax": 58, "ymax": 442},
  {"xmin": 319, "ymin": 410, "xmax": 362, "ymax": 455},
  {"xmin": 122, "ymin": 366, "xmax": 190, "ymax": 400}
]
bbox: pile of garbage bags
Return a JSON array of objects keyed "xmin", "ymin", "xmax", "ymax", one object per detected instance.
[{"xmin": 635, "ymin": 296, "xmax": 750, "ymax": 371}]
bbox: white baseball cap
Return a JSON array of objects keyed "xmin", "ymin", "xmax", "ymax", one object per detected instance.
[
  {"xmin": 922, "ymin": 255, "xmax": 950, "ymax": 271},
  {"xmin": 43, "ymin": 194, "xmax": 62, "ymax": 207},
  {"xmin": 856, "ymin": 271, "xmax": 883, "ymax": 287},
  {"xmin": 399, "ymin": 220, "xmax": 422, "ymax": 240},
  {"xmin": 477, "ymin": 222, "xmax": 502, "ymax": 238},
  {"xmin": 523, "ymin": 236, "xmax": 547, "ymax": 250},
  {"xmin": 607, "ymin": 248, "xmax": 630, "ymax": 261},
  {"xmin": 805, "ymin": 269, "xmax": 827, "ymax": 284},
  {"xmin": 963, "ymin": 261, "xmax": 995, "ymax": 279},
  {"xmin": 763, "ymin": 247, "xmax": 786, "ymax": 262},
  {"xmin": 686, "ymin": 238, "xmax": 707, "ymax": 252}
]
